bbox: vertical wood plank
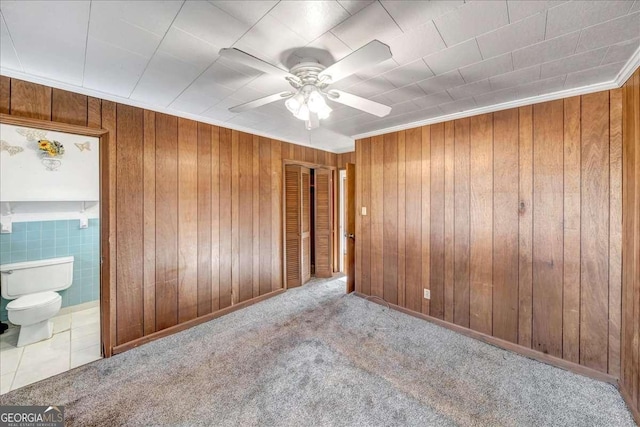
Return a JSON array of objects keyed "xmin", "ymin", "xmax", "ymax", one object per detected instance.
[
  {"xmin": 231, "ymin": 131, "xmax": 240, "ymax": 304},
  {"xmin": 361, "ymin": 139, "xmax": 372, "ymax": 295},
  {"xmin": 177, "ymin": 119, "xmax": 198, "ymax": 323},
  {"xmin": 469, "ymin": 113, "xmax": 493, "ymax": 335},
  {"xmin": 52, "ymin": 88, "xmax": 87, "ymax": 126},
  {"xmin": 634, "ymin": 70, "xmax": 640, "ymax": 411},
  {"xmin": 211, "ymin": 126, "xmax": 221, "ymax": 311},
  {"xmin": 518, "ymin": 105, "xmax": 534, "ymax": 348},
  {"xmin": 143, "ymin": 110, "xmax": 156, "ymax": 335},
  {"xmin": 271, "ymin": 140, "xmax": 283, "ymax": 291},
  {"xmin": 10, "ymin": 79, "xmax": 51, "ymax": 120},
  {"xmin": 609, "ymin": 88, "xmax": 623, "ymax": 377},
  {"xmin": 115, "ymin": 104, "xmax": 144, "ymax": 344},
  {"xmin": 383, "ymin": 132, "xmax": 398, "ymax": 304},
  {"xmin": 370, "ymin": 135, "xmax": 384, "ymax": 298},
  {"xmin": 563, "ymin": 96, "xmax": 581, "ymax": 363},
  {"xmin": 197, "ymin": 123, "xmax": 212, "ymax": 317},
  {"xmin": 305, "ymin": 146, "xmax": 315, "ymax": 163},
  {"xmin": 155, "ymin": 113, "xmax": 179, "ymax": 330},
  {"xmin": 260, "ymin": 137, "xmax": 273, "ymax": 294},
  {"xmin": 532, "ymin": 100, "xmax": 564, "ymax": 357},
  {"xmin": 397, "ymin": 132, "xmax": 406, "ymax": 307},
  {"xmin": 580, "ymin": 91, "xmax": 610, "ymax": 371},
  {"xmin": 0, "ymin": 76, "xmax": 10, "ymax": 114},
  {"xmin": 295, "ymin": 144, "xmax": 305, "ymax": 162},
  {"xmin": 219, "ymin": 128, "xmax": 233, "ymax": 309},
  {"xmin": 405, "ymin": 129, "xmax": 422, "ymax": 312},
  {"xmin": 421, "ymin": 126, "xmax": 431, "ymax": 316},
  {"xmin": 253, "ymin": 136, "xmax": 260, "ymax": 297},
  {"xmin": 87, "ymin": 97, "xmax": 101, "ymax": 128},
  {"xmin": 239, "ymin": 133, "xmax": 254, "ymax": 302},
  {"xmin": 430, "ymin": 123, "xmax": 446, "ymax": 319},
  {"xmin": 492, "ymin": 109, "xmax": 519, "ymax": 343},
  {"xmin": 444, "ymin": 121, "xmax": 455, "ymax": 322},
  {"xmin": 454, "ymin": 118, "xmax": 470, "ymax": 327}
]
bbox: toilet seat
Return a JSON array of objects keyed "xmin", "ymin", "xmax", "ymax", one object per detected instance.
[{"xmin": 7, "ymin": 291, "xmax": 61, "ymax": 311}]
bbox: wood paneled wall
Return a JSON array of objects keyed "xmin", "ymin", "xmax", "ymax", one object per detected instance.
[
  {"xmin": 336, "ymin": 151, "xmax": 356, "ymax": 169},
  {"xmin": 621, "ymin": 67, "xmax": 640, "ymax": 424},
  {"xmin": 355, "ymin": 89, "xmax": 625, "ymax": 377},
  {"xmin": 0, "ymin": 76, "xmax": 341, "ymax": 351}
]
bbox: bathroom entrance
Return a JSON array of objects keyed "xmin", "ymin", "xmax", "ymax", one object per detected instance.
[{"xmin": 0, "ymin": 116, "xmax": 108, "ymax": 394}]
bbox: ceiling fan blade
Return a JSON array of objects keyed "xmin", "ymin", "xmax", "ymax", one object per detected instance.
[
  {"xmin": 228, "ymin": 92, "xmax": 293, "ymax": 113},
  {"xmin": 219, "ymin": 48, "xmax": 298, "ymax": 82},
  {"xmin": 328, "ymin": 90, "xmax": 392, "ymax": 117},
  {"xmin": 319, "ymin": 40, "xmax": 392, "ymax": 84}
]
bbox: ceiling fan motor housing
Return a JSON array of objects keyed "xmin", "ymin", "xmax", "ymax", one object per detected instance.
[{"xmin": 288, "ymin": 60, "xmax": 329, "ymax": 90}]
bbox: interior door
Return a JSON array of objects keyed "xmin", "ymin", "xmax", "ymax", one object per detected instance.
[
  {"xmin": 285, "ymin": 164, "xmax": 311, "ymax": 288},
  {"xmin": 315, "ymin": 168, "xmax": 333, "ymax": 277},
  {"xmin": 285, "ymin": 165, "xmax": 302, "ymax": 288},
  {"xmin": 300, "ymin": 167, "xmax": 311, "ymax": 284},
  {"xmin": 346, "ymin": 163, "xmax": 356, "ymax": 293}
]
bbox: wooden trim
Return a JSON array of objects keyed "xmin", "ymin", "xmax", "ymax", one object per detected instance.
[
  {"xmin": 0, "ymin": 113, "xmax": 114, "ymax": 357},
  {"xmin": 282, "ymin": 158, "xmax": 336, "ymax": 171},
  {"xmin": 354, "ymin": 292, "xmax": 618, "ymax": 385},
  {"xmin": 619, "ymin": 379, "xmax": 640, "ymax": 425},
  {"xmin": 112, "ymin": 288, "xmax": 286, "ymax": 354},
  {"xmin": 0, "ymin": 113, "xmax": 107, "ymax": 137}
]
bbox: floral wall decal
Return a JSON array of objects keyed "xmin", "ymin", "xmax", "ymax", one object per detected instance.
[
  {"xmin": 38, "ymin": 140, "xmax": 65, "ymax": 171},
  {"xmin": 0, "ymin": 140, "xmax": 24, "ymax": 156},
  {"xmin": 74, "ymin": 141, "xmax": 91, "ymax": 152},
  {"xmin": 16, "ymin": 128, "xmax": 47, "ymax": 142}
]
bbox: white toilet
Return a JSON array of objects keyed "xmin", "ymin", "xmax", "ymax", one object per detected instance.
[{"xmin": 0, "ymin": 256, "xmax": 74, "ymax": 347}]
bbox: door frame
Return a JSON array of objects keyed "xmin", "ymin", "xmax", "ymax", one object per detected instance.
[
  {"xmin": 281, "ymin": 159, "xmax": 336, "ymax": 289},
  {"xmin": 338, "ymin": 169, "xmax": 346, "ymax": 273},
  {"xmin": 0, "ymin": 113, "xmax": 114, "ymax": 357}
]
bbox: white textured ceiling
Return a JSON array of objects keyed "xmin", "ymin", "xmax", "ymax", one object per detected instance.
[{"xmin": 1, "ymin": 0, "xmax": 638, "ymax": 152}]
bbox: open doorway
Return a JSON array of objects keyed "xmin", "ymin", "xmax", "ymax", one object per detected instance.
[
  {"xmin": 0, "ymin": 118, "xmax": 107, "ymax": 394},
  {"xmin": 284, "ymin": 163, "xmax": 333, "ymax": 288}
]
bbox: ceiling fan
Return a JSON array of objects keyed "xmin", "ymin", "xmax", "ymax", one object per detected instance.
[{"xmin": 219, "ymin": 40, "xmax": 393, "ymax": 130}]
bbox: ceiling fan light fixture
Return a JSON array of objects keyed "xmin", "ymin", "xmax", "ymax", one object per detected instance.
[
  {"xmin": 317, "ymin": 103, "xmax": 332, "ymax": 120},
  {"xmin": 294, "ymin": 103, "xmax": 310, "ymax": 121},
  {"xmin": 285, "ymin": 92, "xmax": 304, "ymax": 115},
  {"xmin": 307, "ymin": 90, "xmax": 325, "ymax": 113},
  {"xmin": 221, "ymin": 40, "xmax": 393, "ymax": 129}
]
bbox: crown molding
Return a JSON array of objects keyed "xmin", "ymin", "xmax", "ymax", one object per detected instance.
[
  {"xmin": 0, "ymin": 68, "xmax": 348, "ymax": 153},
  {"xmin": 352, "ymin": 48, "xmax": 640, "ymax": 141},
  {"xmin": 351, "ymin": 80, "xmax": 618, "ymax": 139},
  {"xmin": 615, "ymin": 44, "xmax": 640, "ymax": 86}
]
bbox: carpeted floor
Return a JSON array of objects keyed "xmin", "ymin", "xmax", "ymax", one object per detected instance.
[{"xmin": 0, "ymin": 277, "xmax": 635, "ymax": 426}]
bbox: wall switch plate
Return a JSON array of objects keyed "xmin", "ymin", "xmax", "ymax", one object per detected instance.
[
  {"xmin": 424, "ymin": 289, "xmax": 430, "ymax": 299},
  {"xmin": 361, "ymin": 207, "xmax": 367, "ymax": 216}
]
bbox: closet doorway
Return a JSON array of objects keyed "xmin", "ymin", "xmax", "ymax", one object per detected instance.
[{"xmin": 284, "ymin": 163, "xmax": 333, "ymax": 288}]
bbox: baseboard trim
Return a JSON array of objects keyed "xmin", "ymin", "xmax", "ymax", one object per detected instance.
[
  {"xmin": 354, "ymin": 292, "xmax": 618, "ymax": 386},
  {"xmin": 112, "ymin": 288, "xmax": 286, "ymax": 355},
  {"xmin": 619, "ymin": 381, "xmax": 640, "ymax": 426}
]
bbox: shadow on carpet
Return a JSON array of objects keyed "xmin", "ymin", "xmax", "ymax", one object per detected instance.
[{"xmin": 0, "ymin": 277, "xmax": 635, "ymax": 426}]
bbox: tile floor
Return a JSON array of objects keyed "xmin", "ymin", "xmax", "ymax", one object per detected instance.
[{"xmin": 0, "ymin": 304, "xmax": 101, "ymax": 394}]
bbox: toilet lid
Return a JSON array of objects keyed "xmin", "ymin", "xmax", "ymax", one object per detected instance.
[{"xmin": 6, "ymin": 291, "xmax": 61, "ymax": 311}]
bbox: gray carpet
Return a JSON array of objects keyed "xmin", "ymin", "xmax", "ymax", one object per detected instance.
[{"xmin": 0, "ymin": 277, "xmax": 635, "ymax": 426}]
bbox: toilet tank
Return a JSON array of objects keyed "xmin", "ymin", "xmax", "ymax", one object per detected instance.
[{"xmin": 0, "ymin": 256, "xmax": 74, "ymax": 300}]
